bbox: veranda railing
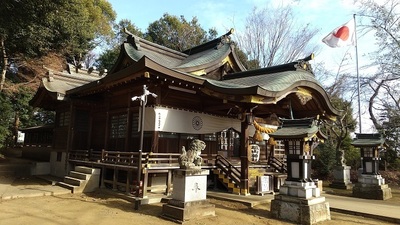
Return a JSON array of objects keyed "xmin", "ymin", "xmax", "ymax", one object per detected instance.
[{"xmin": 68, "ymin": 149, "xmax": 217, "ymax": 198}]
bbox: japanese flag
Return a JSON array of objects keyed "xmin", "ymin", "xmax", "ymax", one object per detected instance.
[{"xmin": 322, "ymin": 18, "xmax": 355, "ymax": 48}]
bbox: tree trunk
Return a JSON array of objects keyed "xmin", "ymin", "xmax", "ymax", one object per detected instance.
[
  {"xmin": 13, "ymin": 112, "xmax": 20, "ymax": 146},
  {"xmin": 368, "ymin": 80, "xmax": 384, "ymax": 130},
  {"xmin": 0, "ymin": 37, "xmax": 8, "ymax": 92}
]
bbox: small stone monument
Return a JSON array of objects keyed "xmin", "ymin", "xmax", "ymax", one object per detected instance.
[
  {"xmin": 162, "ymin": 139, "xmax": 215, "ymax": 223},
  {"xmin": 330, "ymin": 150, "xmax": 353, "ymax": 189}
]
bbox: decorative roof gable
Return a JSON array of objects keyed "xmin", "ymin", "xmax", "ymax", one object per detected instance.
[{"xmin": 110, "ymin": 28, "xmax": 245, "ymax": 78}]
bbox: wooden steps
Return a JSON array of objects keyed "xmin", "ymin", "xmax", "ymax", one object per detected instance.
[{"xmin": 213, "ymin": 169, "xmax": 242, "ymax": 195}]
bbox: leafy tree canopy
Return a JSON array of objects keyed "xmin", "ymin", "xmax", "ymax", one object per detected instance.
[
  {"xmin": 0, "ymin": 0, "xmax": 115, "ymax": 147},
  {"xmin": 0, "ymin": 0, "xmax": 116, "ymax": 91},
  {"xmin": 97, "ymin": 19, "xmax": 143, "ymax": 71},
  {"xmin": 145, "ymin": 13, "xmax": 218, "ymax": 51},
  {"xmin": 0, "ymin": 0, "xmax": 115, "ymax": 58}
]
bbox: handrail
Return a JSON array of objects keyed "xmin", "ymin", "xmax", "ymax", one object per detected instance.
[
  {"xmin": 69, "ymin": 149, "xmax": 182, "ymax": 168},
  {"xmin": 268, "ymin": 156, "xmax": 287, "ymax": 173},
  {"xmin": 215, "ymin": 154, "xmax": 241, "ymax": 186}
]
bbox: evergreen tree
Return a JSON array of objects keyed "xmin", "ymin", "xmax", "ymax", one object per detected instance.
[
  {"xmin": 0, "ymin": 0, "xmax": 116, "ymax": 91},
  {"xmin": 145, "ymin": 13, "xmax": 218, "ymax": 52},
  {"xmin": 97, "ymin": 19, "xmax": 143, "ymax": 71}
]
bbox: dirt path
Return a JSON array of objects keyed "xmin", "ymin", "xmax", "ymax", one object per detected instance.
[{"xmin": 0, "ymin": 190, "xmax": 394, "ymax": 225}]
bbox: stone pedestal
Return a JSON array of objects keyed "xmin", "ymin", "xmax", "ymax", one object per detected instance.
[
  {"xmin": 271, "ymin": 181, "xmax": 331, "ymax": 224},
  {"xmin": 329, "ymin": 166, "xmax": 353, "ymax": 190},
  {"xmin": 352, "ymin": 174, "xmax": 392, "ymax": 200},
  {"xmin": 162, "ymin": 169, "xmax": 215, "ymax": 223}
]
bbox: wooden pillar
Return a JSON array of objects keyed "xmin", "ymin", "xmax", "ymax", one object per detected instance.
[
  {"xmin": 112, "ymin": 167, "xmax": 118, "ymax": 191},
  {"xmin": 151, "ymin": 84, "xmax": 161, "ymax": 153},
  {"xmin": 125, "ymin": 107, "xmax": 131, "ymax": 151},
  {"xmin": 104, "ymin": 111, "xmax": 110, "ymax": 150},
  {"xmin": 152, "ymin": 131, "xmax": 159, "ymax": 153},
  {"xmin": 240, "ymin": 120, "xmax": 249, "ymax": 195},
  {"xmin": 166, "ymin": 169, "xmax": 172, "ymax": 195},
  {"xmin": 65, "ymin": 103, "xmax": 75, "ymax": 174},
  {"xmin": 104, "ymin": 96, "xmax": 111, "ymax": 150},
  {"xmin": 142, "ymin": 169, "xmax": 148, "ymax": 198},
  {"xmin": 100, "ymin": 166, "xmax": 106, "ymax": 188},
  {"xmin": 125, "ymin": 170, "xmax": 131, "ymax": 194},
  {"xmin": 87, "ymin": 108, "xmax": 93, "ymax": 150}
]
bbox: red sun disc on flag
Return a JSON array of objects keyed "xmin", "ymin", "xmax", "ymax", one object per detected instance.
[{"xmin": 333, "ymin": 26, "xmax": 349, "ymax": 41}]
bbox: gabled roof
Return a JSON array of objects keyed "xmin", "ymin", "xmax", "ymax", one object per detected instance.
[
  {"xmin": 67, "ymin": 56, "xmax": 206, "ymax": 96},
  {"xmin": 269, "ymin": 118, "xmax": 326, "ymax": 140},
  {"xmin": 42, "ymin": 65, "xmax": 103, "ymax": 95},
  {"xmin": 204, "ymin": 67, "xmax": 318, "ymax": 94},
  {"xmin": 30, "ymin": 64, "xmax": 103, "ymax": 109},
  {"xmin": 110, "ymin": 29, "xmax": 245, "ymax": 76},
  {"xmin": 201, "ymin": 55, "xmax": 341, "ymax": 118},
  {"xmin": 352, "ymin": 133, "xmax": 387, "ymax": 147},
  {"xmin": 211, "ymin": 54, "xmax": 318, "ymax": 94}
]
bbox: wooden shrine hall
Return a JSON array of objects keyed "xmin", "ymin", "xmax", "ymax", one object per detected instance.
[{"xmin": 29, "ymin": 29, "xmax": 340, "ymax": 197}]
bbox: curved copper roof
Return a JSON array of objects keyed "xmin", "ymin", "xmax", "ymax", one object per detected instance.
[{"xmin": 32, "ymin": 30, "xmax": 341, "ymax": 120}]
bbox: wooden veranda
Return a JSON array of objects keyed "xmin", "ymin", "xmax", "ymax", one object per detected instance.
[{"xmin": 68, "ymin": 149, "xmax": 275, "ymax": 198}]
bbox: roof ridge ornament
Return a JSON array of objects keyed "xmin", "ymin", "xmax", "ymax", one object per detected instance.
[
  {"xmin": 124, "ymin": 27, "xmax": 141, "ymax": 50},
  {"xmin": 294, "ymin": 53, "xmax": 314, "ymax": 73},
  {"xmin": 216, "ymin": 28, "xmax": 234, "ymax": 49}
]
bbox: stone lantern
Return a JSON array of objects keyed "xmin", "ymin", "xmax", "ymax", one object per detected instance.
[
  {"xmin": 269, "ymin": 118, "xmax": 330, "ymax": 224},
  {"xmin": 351, "ymin": 133, "xmax": 392, "ymax": 200}
]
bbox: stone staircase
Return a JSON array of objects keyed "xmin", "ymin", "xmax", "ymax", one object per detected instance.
[{"xmin": 58, "ymin": 166, "xmax": 100, "ymax": 193}]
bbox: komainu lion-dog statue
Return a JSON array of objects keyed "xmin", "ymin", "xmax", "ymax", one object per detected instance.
[{"xmin": 178, "ymin": 139, "xmax": 206, "ymax": 169}]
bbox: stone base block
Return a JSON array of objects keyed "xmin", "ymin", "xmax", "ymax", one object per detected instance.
[
  {"xmin": 271, "ymin": 195, "xmax": 330, "ymax": 225},
  {"xmin": 330, "ymin": 166, "xmax": 352, "ymax": 189},
  {"xmin": 358, "ymin": 174, "xmax": 385, "ymax": 185},
  {"xmin": 172, "ymin": 169, "xmax": 209, "ymax": 202},
  {"xmin": 279, "ymin": 181, "xmax": 320, "ymax": 199},
  {"xmin": 352, "ymin": 183, "xmax": 392, "ymax": 200},
  {"xmin": 162, "ymin": 199, "xmax": 215, "ymax": 223}
]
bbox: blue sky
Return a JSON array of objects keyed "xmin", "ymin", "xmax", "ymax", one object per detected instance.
[
  {"xmin": 107, "ymin": 0, "xmax": 368, "ymax": 69},
  {"xmin": 107, "ymin": 0, "xmax": 378, "ymax": 132},
  {"xmin": 108, "ymin": 0, "xmax": 357, "ymax": 36}
]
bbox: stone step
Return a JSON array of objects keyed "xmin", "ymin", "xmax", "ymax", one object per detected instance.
[
  {"xmin": 59, "ymin": 166, "xmax": 100, "ymax": 194},
  {"xmin": 64, "ymin": 176, "xmax": 84, "ymax": 186},
  {"xmin": 75, "ymin": 166, "xmax": 98, "ymax": 175},
  {"xmin": 58, "ymin": 181, "xmax": 80, "ymax": 193},
  {"xmin": 69, "ymin": 171, "xmax": 90, "ymax": 180}
]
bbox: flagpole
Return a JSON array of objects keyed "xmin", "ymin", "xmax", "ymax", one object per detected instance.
[{"xmin": 354, "ymin": 14, "xmax": 362, "ymax": 133}]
